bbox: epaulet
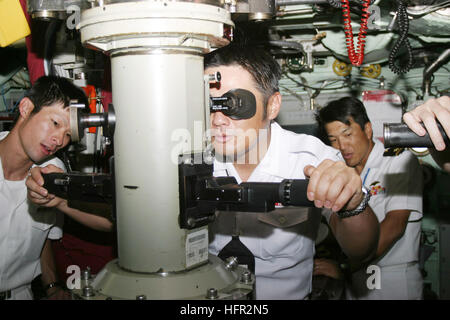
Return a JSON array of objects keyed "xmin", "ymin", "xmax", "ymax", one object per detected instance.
[{"xmin": 383, "ymin": 147, "xmax": 405, "ymax": 157}]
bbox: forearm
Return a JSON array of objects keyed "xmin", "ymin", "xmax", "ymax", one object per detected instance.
[
  {"xmin": 330, "ymin": 206, "xmax": 379, "ymax": 262},
  {"xmin": 56, "ymin": 200, "xmax": 113, "ymax": 232},
  {"xmin": 40, "ymin": 239, "xmax": 59, "ymax": 289},
  {"xmin": 375, "ymin": 223, "xmax": 401, "ymax": 258},
  {"xmin": 375, "ymin": 211, "xmax": 409, "ymax": 258},
  {"xmin": 40, "ymin": 239, "xmax": 71, "ymax": 299}
]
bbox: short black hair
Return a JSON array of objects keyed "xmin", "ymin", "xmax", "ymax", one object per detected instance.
[
  {"xmin": 24, "ymin": 75, "xmax": 89, "ymax": 115},
  {"xmin": 204, "ymin": 43, "xmax": 281, "ymax": 117},
  {"xmin": 316, "ymin": 97, "xmax": 371, "ymax": 139}
]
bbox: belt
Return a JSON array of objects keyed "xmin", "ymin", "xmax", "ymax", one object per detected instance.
[
  {"xmin": 0, "ymin": 290, "xmax": 11, "ymax": 300},
  {"xmin": 0, "ymin": 284, "xmax": 30, "ymax": 300}
]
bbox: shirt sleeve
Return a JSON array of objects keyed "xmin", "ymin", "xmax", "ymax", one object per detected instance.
[
  {"xmin": 384, "ymin": 152, "xmax": 423, "ymax": 221},
  {"xmin": 290, "ymin": 134, "xmax": 342, "ymax": 164},
  {"xmin": 47, "ymin": 209, "xmax": 63, "ymax": 240},
  {"xmin": 38, "ymin": 156, "xmax": 67, "ymax": 172}
]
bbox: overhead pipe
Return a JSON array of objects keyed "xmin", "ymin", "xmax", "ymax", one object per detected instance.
[{"xmin": 422, "ymin": 48, "xmax": 450, "ymax": 97}]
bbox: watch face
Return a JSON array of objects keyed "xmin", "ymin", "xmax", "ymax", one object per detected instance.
[{"xmin": 363, "ymin": 186, "xmax": 371, "ymax": 200}]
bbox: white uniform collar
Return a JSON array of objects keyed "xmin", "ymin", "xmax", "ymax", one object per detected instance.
[
  {"xmin": 256, "ymin": 122, "xmax": 290, "ymax": 178},
  {"xmin": 214, "ymin": 122, "xmax": 317, "ymax": 181},
  {"xmin": 362, "ymin": 139, "xmax": 384, "ymax": 172}
]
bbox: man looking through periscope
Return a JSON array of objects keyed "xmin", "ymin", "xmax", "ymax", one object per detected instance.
[
  {"xmin": 0, "ymin": 76, "xmax": 112, "ymax": 300},
  {"xmin": 205, "ymin": 43, "xmax": 379, "ymax": 300}
]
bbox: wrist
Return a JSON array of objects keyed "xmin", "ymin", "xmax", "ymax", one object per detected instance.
[
  {"xmin": 44, "ymin": 281, "xmax": 63, "ymax": 294},
  {"xmin": 336, "ymin": 186, "xmax": 371, "ymax": 219},
  {"xmin": 55, "ymin": 199, "xmax": 68, "ymax": 211}
]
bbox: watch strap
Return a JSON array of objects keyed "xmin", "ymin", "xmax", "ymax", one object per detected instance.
[{"xmin": 336, "ymin": 186, "xmax": 371, "ymax": 219}]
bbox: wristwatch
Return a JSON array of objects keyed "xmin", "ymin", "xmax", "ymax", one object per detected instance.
[{"xmin": 336, "ymin": 186, "xmax": 371, "ymax": 219}]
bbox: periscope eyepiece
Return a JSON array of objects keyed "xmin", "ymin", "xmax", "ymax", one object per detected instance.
[{"xmin": 210, "ymin": 88, "xmax": 257, "ymax": 120}]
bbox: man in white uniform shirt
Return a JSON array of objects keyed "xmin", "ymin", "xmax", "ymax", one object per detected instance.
[
  {"xmin": 317, "ymin": 97, "xmax": 423, "ymax": 299},
  {"xmin": 0, "ymin": 76, "xmax": 112, "ymax": 300},
  {"xmin": 204, "ymin": 44, "xmax": 380, "ymax": 300}
]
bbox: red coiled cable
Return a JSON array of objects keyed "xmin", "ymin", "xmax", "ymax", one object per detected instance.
[{"xmin": 341, "ymin": 0, "xmax": 371, "ymax": 66}]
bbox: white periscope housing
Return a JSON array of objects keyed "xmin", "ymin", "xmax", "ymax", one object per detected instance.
[{"xmin": 73, "ymin": 0, "xmax": 253, "ymax": 300}]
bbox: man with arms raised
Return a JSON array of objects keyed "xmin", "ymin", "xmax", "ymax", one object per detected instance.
[{"xmin": 205, "ymin": 44, "xmax": 379, "ymax": 300}]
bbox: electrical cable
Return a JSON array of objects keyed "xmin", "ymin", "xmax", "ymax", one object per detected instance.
[
  {"xmin": 388, "ymin": 0, "xmax": 413, "ymax": 74},
  {"xmin": 407, "ymin": 0, "xmax": 450, "ymax": 17},
  {"xmin": 341, "ymin": 0, "xmax": 371, "ymax": 66},
  {"xmin": 284, "ymin": 72, "xmax": 348, "ymax": 90},
  {"xmin": 327, "ymin": 0, "xmax": 375, "ymax": 9},
  {"xmin": 10, "ymin": 92, "xmax": 25, "ymax": 112},
  {"xmin": 354, "ymin": 0, "xmax": 376, "ymax": 4},
  {"xmin": 327, "ymin": 0, "xmax": 342, "ymax": 8}
]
